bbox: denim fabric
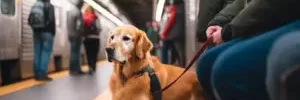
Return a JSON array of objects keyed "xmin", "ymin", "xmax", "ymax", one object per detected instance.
[
  {"xmin": 69, "ymin": 38, "xmax": 82, "ymax": 71},
  {"xmin": 267, "ymin": 32, "xmax": 300, "ymax": 100},
  {"xmin": 196, "ymin": 20, "xmax": 300, "ymax": 100},
  {"xmin": 33, "ymin": 32, "xmax": 54, "ymax": 77}
]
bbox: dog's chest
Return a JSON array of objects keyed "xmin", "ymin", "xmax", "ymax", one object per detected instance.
[{"xmin": 110, "ymin": 75, "xmax": 151, "ymax": 99}]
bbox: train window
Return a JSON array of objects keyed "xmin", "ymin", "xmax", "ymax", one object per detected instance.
[{"xmin": 1, "ymin": 0, "xmax": 15, "ymax": 16}]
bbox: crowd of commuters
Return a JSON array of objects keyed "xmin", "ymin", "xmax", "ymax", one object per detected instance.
[
  {"xmin": 28, "ymin": 0, "xmax": 101, "ymax": 81},
  {"xmin": 27, "ymin": 0, "xmax": 300, "ymax": 99}
]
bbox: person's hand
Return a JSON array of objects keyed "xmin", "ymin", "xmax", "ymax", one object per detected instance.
[
  {"xmin": 206, "ymin": 26, "xmax": 219, "ymax": 38},
  {"xmin": 206, "ymin": 26, "xmax": 224, "ymax": 45}
]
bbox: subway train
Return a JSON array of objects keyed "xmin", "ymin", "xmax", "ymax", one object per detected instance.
[{"xmin": 0, "ymin": 0, "xmax": 131, "ymax": 86}]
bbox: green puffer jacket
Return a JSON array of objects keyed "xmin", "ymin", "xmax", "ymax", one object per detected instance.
[
  {"xmin": 221, "ymin": 0, "xmax": 300, "ymax": 41},
  {"xmin": 196, "ymin": 0, "xmax": 249, "ymax": 42}
]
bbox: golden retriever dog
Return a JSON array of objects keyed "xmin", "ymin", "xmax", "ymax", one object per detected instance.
[{"xmin": 105, "ymin": 25, "xmax": 203, "ymax": 100}]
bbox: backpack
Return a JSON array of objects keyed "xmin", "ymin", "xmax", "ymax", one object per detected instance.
[{"xmin": 28, "ymin": 1, "xmax": 45, "ymax": 29}]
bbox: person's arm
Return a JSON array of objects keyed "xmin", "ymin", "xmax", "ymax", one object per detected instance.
[
  {"xmin": 50, "ymin": 5, "xmax": 56, "ymax": 34},
  {"xmin": 196, "ymin": 0, "xmax": 238, "ymax": 42},
  {"xmin": 95, "ymin": 17, "xmax": 101, "ymax": 34},
  {"xmin": 66, "ymin": 11, "xmax": 75, "ymax": 37},
  {"xmin": 208, "ymin": 0, "xmax": 246, "ymax": 27},
  {"xmin": 159, "ymin": 6, "xmax": 176, "ymax": 39},
  {"xmin": 222, "ymin": 0, "xmax": 300, "ymax": 41}
]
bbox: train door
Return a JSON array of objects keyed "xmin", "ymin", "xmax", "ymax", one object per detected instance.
[
  {"xmin": 0, "ymin": 0, "xmax": 21, "ymax": 60},
  {"xmin": 0, "ymin": 0, "xmax": 22, "ymax": 85}
]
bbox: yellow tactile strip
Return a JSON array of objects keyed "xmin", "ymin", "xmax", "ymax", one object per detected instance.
[{"xmin": 0, "ymin": 61, "xmax": 105, "ymax": 97}]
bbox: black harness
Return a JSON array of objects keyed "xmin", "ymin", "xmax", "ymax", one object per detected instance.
[
  {"xmin": 119, "ymin": 64, "xmax": 162, "ymax": 100},
  {"xmin": 140, "ymin": 65, "xmax": 162, "ymax": 100}
]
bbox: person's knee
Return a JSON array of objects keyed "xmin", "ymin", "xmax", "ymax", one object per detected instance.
[
  {"xmin": 212, "ymin": 42, "xmax": 270, "ymax": 100},
  {"xmin": 267, "ymin": 32, "xmax": 300, "ymax": 77},
  {"xmin": 267, "ymin": 32, "xmax": 300, "ymax": 100},
  {"xmin": 196, "ymin": 49, "xmax": 219, "ymax": 78}
]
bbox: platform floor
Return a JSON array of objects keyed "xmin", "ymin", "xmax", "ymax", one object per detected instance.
[{"xmin": 0, "ymin": 61, "xmax": 113, "ymax": 100}]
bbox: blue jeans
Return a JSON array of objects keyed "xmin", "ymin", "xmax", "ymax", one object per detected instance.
[
  {"xmin": 33, "ymin": 32, "xmax": 54, "ymax": 78},
  {"xmin": 266, "ymin": 32, "xmax": 300, "ymax": 100},
  {"xmin": 196, "ymin": 20, "xmax": 300, "ymax": 100},
  {"xmin": 160, "ymin": 40, "xmax": 176, "ymax": 64},
  {"xmin": 69, "ymin": 39, "xmax": 82, "ymax": 71}
]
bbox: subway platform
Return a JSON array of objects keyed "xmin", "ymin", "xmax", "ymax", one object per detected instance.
[{"xmin": 0, "ymin": 61, "xmax": 113, "ymax": 100}]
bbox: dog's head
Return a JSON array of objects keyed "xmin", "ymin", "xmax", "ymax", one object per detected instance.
[{"xmin": 106, "ymin": 25, "xmax": 153, "ymax": 63}]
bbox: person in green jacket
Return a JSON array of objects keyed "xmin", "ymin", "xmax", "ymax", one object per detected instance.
[
  {"xmin": 196, "ymin": 0, "xmax": 249, "ymax": 99},
  {"xmin": 196, "ymin": 0, "xmax": 249, "ymax": 42},
  {"xmin": 196, "ymin": 0, "xmax": 300, "ymax": 99},
  {"xmin": 145, "ymin": 21, "xmax": 159, "ymax": 56}
]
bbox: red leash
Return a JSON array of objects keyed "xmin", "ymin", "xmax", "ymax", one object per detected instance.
[{"xmin": 154, "ymin": 37, "xmax": 213, "ymax": 93}]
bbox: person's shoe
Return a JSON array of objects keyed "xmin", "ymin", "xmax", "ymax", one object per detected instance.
[
  {"xmin": 88, "ymin": 69, "xmax": 95, "ymax": 75},
  {"xmin": 35, "ymin": 76, "xmax": 53, "ymax": 81},
  {"xmin": 69, "ymin": 70, "xmax": 86, "ymax": 76},
  {"xmin": 44, "ymin": 76, "xmax": 53, "ymax": 81}
]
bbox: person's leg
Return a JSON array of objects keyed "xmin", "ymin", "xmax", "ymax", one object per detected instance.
[
  {"xmin": 39, "ymin": 32, "xmax": 54, "ymax": 80},
  {"xmin": 170, "ymin": 41, "xmax": 178, "ymax": 65},
  {"xmin": 33, "ymin": 32, "xmax": 42, "ymax": 78},
  {"xmin": 266, "ymin": 32, "xmax": 300, "ymax": 100},
  {"xmin": 196, "ymin": 39, "xmax": 243, "ymax": 100},
  {"xmin": 173, "ymin": 40, "xmax": 185, "ymax": 67},
  {"xmin": 211, "ymin": 20, "xmax": 300, "ymax": 100},
  {"xmin": 91, "ymin": 39, "xmax": 100, "ymax": 71},
  {"xmin": 69, "ymin": 38, "xmax": 83, "ymax": 73},
  {"xmin": 83, "ymin": 39, "xmax": 91, "ymax": 69},
  {"xmin": 160, "ymin": 40, "xmax": 170, "ymax": 64},
  {"xmin": 84, "ymin": 38, "xmax": 99, "ymax": 73}
]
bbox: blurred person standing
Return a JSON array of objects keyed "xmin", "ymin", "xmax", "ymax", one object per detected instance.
[
  {"xmin": 82, "ymin": 5, "xmax": 101, "ymax": 74},
  {"xmin": 145, "ymin": 21, "xmax": 159, "ymax": 56},
  {"xmin": 28, "ymin": 0, "xmax": 56, "ymax": 81},
  {"xmin": 159, "ymin": 0, "xmax": 186, "ymax": 67},
  {"xmin": 67, "ymin": 0, "xmax": 85, "ymax": 75}
]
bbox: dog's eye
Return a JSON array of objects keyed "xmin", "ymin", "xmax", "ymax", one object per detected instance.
[
  {"xmin": 122, "ymin": 36, "xmax": 130, "ymax": 41},
  {"xmin": 111, "ymin": 35, "xmax": 114, "ymax": 40}
]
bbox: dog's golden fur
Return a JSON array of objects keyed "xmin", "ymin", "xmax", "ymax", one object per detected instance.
[{"xmin": 107, "ymin": 25, "xmax": 203, "ymax": 100}]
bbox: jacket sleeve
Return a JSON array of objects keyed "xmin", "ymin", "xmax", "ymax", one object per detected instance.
[
  {"xmin": 95, "ymin": 18, "xmax": 101, "ymax": 34},
  {"xmin": 208, "ymin": 0, "xmax": 246, "ymax": 27},
  {"xmin": 222, "ymin": 0, "xmax": 300, "ymax": 41},
  {"xmin": 50, "ymin": 5, "xmax": 56, "ymax": 34},
  {"xmin": 159, "ymin": 6, "xmax": 176, "ymax": 39},
  {"xmin": 66, "ymin": 11, "xmax": 75, "ymax": 37}
]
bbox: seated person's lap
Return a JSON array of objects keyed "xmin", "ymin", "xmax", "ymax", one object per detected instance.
[
  {"xmin": 267, "ymin": 32, "xmax": 300, "ymax": 100},
  {"xmin": 197, "ymin": 20, "xmax": 300, "ymax": 100}
]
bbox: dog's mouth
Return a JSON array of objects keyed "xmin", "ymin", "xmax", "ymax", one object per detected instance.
[
  {"xmin": 106, "ymin": 48, "xmax": 127, "ymax": 64},
  {"xmin": 107, "ymin": 56, "xmax": 126, "ymax": 64}
]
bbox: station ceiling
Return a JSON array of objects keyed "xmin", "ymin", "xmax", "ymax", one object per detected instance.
[{"xmin": 112, "ymin": 0, "xmax": 153, "ymax": 29}]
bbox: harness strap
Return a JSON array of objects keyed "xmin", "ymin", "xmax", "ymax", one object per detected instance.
[
  {"xmin": 141, "ymin": 65, "xmax": 162, "ymax": 100},
  {"xmin": 155, "ymin": 37, "xmax": 213, "ymax": 93}
]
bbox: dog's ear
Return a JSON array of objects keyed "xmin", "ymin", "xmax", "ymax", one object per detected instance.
[{"xmin": 135, "ymin": 30, "xmax": 153, "ymax": 59}]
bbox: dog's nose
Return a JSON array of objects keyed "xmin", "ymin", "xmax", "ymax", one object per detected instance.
[
  {"xmin": 106, "ymin": 47, "xmax": 115, "ymax": 62},
  {"xmin": 106, "ymin": 47, "xmax": 115, "ymax": 55}
]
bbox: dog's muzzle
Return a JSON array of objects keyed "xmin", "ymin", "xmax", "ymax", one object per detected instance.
[{"xmin": 106, "ymin": 47, "xmax": 115, "ymax": 62}]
